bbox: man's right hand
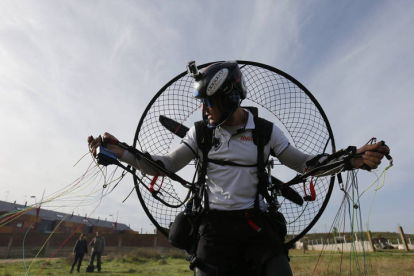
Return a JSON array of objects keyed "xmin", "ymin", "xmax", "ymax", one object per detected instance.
[
  {"xmin": 350, "ymin": 141, "xmax": 390, "ymax": 170},
  {"xmin": 87, "ymin": 132, "xmax": 125, "ymax": 159}
]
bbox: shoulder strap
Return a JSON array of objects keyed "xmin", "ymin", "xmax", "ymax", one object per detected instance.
[
  {"xmin": 194, "ymin": 120, "xmax": 213, "ymax": 176},
  {"xmin": 242, "ymin": 106, "xmax": 273, "ymax": 148},
  {"xmin": 251, "ymin": 113, "xmax": 275, "ymax": 207},
  {"xmin": 242, "ymin": 106, "xmax": 259, "ymax": 117},
  {"xmin": 252, "ymin": 117, "xmax": 273, "ymax": 146},
  {"xmin": 193, "ymin": 121, "xmax": 213, "ymax": 212},
  {"xmin": 194, "ymin": 120, "xmax": 212, "ymax": 152}
]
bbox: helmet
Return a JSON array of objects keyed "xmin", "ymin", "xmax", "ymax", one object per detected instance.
[{"xmin": 189, "ymin": 61, "xmax": 247, "ymax": 128}]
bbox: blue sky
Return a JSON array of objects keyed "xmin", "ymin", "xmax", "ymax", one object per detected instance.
[{"xmin": 1, "ymin": 0, "xmax": 413, "ymax": 234}]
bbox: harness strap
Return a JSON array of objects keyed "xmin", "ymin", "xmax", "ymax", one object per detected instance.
[
  {"xmin": 253, "ymin": 116, "xmax": 274, "ymax": 208},
  {"xmin": 183, "ymin": 121, "xmax": 213, "ymax": 260},
  {"xmin": 207, "ymin": 158, "xmax": 256, "ymax": 167},
  {"xmin": 255, "ymin": 136, "xmax": 273, "ymax": 207},
  {"xmin": 197, "ymin": 122, "xmax": 213, "ymax": 213}
]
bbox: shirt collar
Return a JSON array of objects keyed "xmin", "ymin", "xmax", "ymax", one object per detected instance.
[
  {"xmin": 216, "ymin": 108, "xmax": 255, "ymax": 133},
  {"xmin": 244, "ymin": 109, "xmax": 255, "ymax": 130}
]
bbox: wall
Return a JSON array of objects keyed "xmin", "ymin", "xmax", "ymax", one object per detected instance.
[
  {"xmin": 307, "ymin": 241, "xmax": 375, "ymax": 252},
  {"xmin": 296, "ymin": 240, "xmax": 413, "ymax": 252},
  {"xmin": 0, "ymin": 231, "xmax": 173, "ymax": 259}
]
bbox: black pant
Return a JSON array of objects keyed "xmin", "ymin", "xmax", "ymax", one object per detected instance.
[
  {"xmin": 194, "ymin": 211, "xmax": 292, "ymax": 276},
  {"xmin": 71, "ymin": 253, "xmax": 85, "ymax": 272},
  {"xmin": 90, "ymin": 251, "xmax": 102, "ymax": 271}
]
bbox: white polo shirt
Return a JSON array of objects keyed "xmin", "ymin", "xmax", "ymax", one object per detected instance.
[{"xmin": 183, "ymin": 109, "xmax": 289, "ymax": 211}]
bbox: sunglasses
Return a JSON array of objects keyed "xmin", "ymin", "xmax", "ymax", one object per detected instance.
[{"xmin": 200, "ymin": 98, "xmax": 213, "ymax": 108}]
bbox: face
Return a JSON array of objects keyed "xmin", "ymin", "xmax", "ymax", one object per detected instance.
[
  {"xmin": 201, "ymin": 97, "xmax": 222, "ymax": 125},
  {"xmin": 96, "ymin": 231, "xmax": 100, "ymax": 237}
]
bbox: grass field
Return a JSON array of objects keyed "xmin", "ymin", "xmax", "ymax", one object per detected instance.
[
  {"xmin": 0, "ymin": 249, "xmax": 413, "ymax": 276},
  {"xmin": 289, "ymin": 250, "xmax": 414, "ymax": 276}
]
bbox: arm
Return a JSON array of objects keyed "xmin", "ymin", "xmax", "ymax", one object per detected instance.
[
  {"xmin": 269, "ymin": 124, "xmax": 314, "ymax": 173},
  {"xmin": 277, "ymin": 142, "xmax": 390, "ymax": 176},
  {"xmin": 88, "ymin": 129, "xmax": 197, "ymax": 175},
  {"xmin": 277, "ymin": 145, "xmax": 314, "ymax": 173},
  {"xmin": 271, "ymin": 124, "xmax": 390, "ymax": 175},
  {"xmin": 120, "ymin": 142, "xmax": 196, "ymax": 175}
]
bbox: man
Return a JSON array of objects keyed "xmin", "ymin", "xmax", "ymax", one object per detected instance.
[
  {"xmin": 88, "ymin": 61, "xmax": 389, "ymax": 275},
  {"xmin": 89, "ymin": 231, "xmax": 105, "ymax": 272}
]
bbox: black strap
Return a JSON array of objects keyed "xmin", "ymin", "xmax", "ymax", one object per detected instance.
[
  {"xmin": 182, "ymin": 121, "xmax": 212, "ymax": 258},
  {"xmin": 252, "ymin": 116, "xmax": 274, "ymax": 208},
  {"xmin": 255, "ymin": 136, "xmax": 273, "ymax": 207},
  {"xmin": 194, "ymin": 121, "xmax": 213, "ymax": 212},
  {"xmin": 207, "ymin": 158, "xmax": 256, "ymax": 167}
]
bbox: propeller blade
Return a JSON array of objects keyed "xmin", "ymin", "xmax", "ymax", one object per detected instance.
[
  {"xmin": 271, "ymin": 176, "xmax": 304, "ymax": 206},
  {"xmin": 159, "ymin": 115, "xmax": 189, "ymax": 139}
]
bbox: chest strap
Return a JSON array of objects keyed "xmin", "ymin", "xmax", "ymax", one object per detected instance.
[{"xmin": 207, "ymin": 158, "xmax": 256, "ymax": 167}]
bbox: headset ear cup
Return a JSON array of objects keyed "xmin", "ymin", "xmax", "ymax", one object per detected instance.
[{"xmin": 222, "ymin": 90, "xmax": 240, "ymax": 112}]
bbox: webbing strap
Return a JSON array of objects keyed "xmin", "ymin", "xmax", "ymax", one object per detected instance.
[
  {"xmin": 252, "ymin": 115, "xmax": 274, "ymax": 208},
  {"xmin": 207, "ymin": 158, "xmax": 256, "ymax": 167},
  {"xmin": 256, "ymin": 136, "xmax": 273, "ymax": 207},
  {"xmin": 196, "ymin": 122, "xmax": 213, "ymax": 212}
]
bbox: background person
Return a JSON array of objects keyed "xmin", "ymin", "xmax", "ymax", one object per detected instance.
[
  {"xmin": 89, "ymin": 231, "xmax": 105, "ymax": 272},
  {"xmin": 70, "ymin": 233, "xmax": 88, "ymax": 273}
]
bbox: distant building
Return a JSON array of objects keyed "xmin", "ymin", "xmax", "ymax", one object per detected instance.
[{"xmin": 0, "ymin": 200, "xmax": 135, "ymax": 234}]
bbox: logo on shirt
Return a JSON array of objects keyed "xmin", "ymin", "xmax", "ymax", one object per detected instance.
[{"xmin": 240, "ymin": 136, "xmax": 253, "ymax": 142}]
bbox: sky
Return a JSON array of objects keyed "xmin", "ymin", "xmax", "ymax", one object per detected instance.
[{"xmin": 1, "ymin": 0, "xmax": 413, "ymax": 235}]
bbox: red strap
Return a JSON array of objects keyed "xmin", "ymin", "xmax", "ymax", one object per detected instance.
[
  {"xmin": 245, "ymin": 212, "xmax": 262, "ymax": 232},
  {"xmin": 149, "ymin": 175, "xmax": 159, "ymax": 193},
  {"xmin": 247, "ymin": 219, "xmax": 261, "ymax": 232},
  {"xmin": 303, "ymin": 177, "xmax": 317, "ymax": 201},
  {"xmin": 149, "ymin": 175, "xmax": 165, "ymax": 195},
  {"xmin": 309, "ymin": 178, "xmax": 316, "ymax": 201}
]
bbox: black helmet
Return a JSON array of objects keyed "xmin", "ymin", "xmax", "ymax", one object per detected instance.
[{"xmin": 188, "ymin": 60, "xmax": 247, "ymax": 128}]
